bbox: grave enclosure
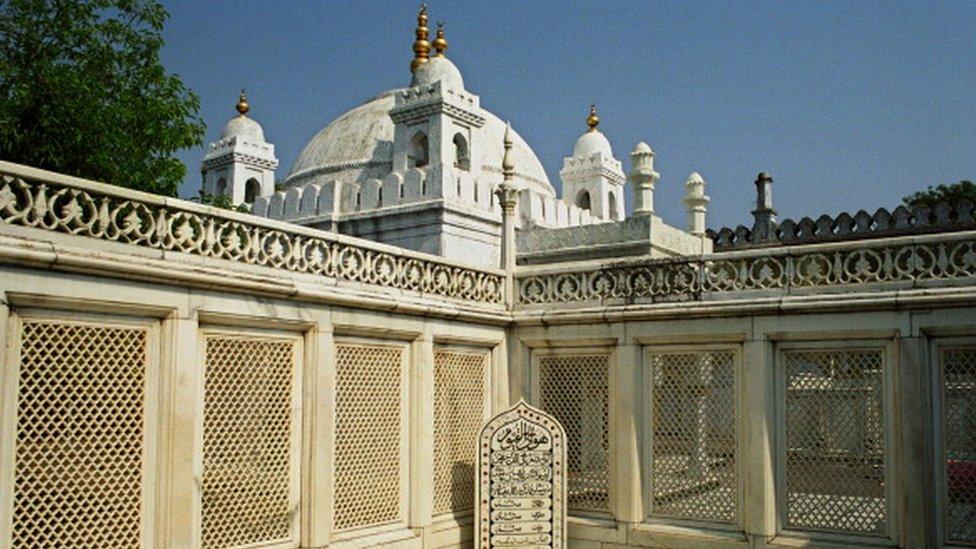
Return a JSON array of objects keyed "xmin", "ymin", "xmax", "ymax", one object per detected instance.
[{"xmin": 0, "ymin": 160, "xmax": 975, "ymax": 549}]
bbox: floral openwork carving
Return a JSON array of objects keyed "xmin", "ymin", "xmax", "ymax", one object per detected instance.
[
  {"xmin": 0, "ymin": 172, "xmax": 503, "ymax": 304},
  {"xmin": 517, "ymin": 233, "xmax": 976, "ymax": 305}
]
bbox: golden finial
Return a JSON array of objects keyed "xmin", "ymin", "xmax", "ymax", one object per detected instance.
[
  {"xmin": 586, "ymin": 104, "xmax": 599, "ymax": 132},
  {"xmin": 411, "ymin": 3, "xmax": 430, "ymax": 73},
  {"xmin": 433, "ymin": 22, "xmax": 448, "ymax": 57},
  {"xmin": 236, "ymin": 89, "xmax": 250, "ymax": 117}
]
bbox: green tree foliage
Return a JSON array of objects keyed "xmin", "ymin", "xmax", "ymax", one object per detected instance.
[
  {"xmin": 0, "ymin": 0, "xmax": 205, "ymax": 196},
  {"xmin": 903, "ymin": 180, "xmax": 976, "ymax": 209},
  {"xmin": 199, "ymin": 192, "xmax": 250, "ymax": 213}
]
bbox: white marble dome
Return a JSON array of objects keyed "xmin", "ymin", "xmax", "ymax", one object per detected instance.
[
  {"xmin": 410, "ymin": 57, "xmax": 464, "ymax": 91},
  {"xmin": 285, "ymin": 90, "xmax": 555, "ymax": 196},
  {"xmin": 573, "ymin": 129, "xmax": 613, "ymax": 158},
  {"xmin": 220, "ymin": 115, "xmax": 265, "ymax": 143}
]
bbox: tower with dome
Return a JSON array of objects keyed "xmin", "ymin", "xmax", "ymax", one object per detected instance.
[{"xmin": 201, "ymin": 5, "xmax": 712, "ymax": 268}]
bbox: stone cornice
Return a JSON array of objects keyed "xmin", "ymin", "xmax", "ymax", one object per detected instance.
[
  {"xmin": 201, "ymin": 151, "xmax": 279, "ymax": 170},
  {"xmin": 559, "ymin": 164, "xmax": 626, "ymax": 186},
  {"xmin": 389, "ymin": 98, "xmax": 486, "ymax": 127}
]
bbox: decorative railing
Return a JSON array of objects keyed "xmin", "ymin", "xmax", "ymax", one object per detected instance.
[
  {"xmin": 0, "ymin": 163, "xmax": 504, "ymax": 305},
  {"xmin": 517, "ymin": 232, "xmax": 976, "ymax": 305},
  {"xmin": 709, "ymin": 202, "xmax": 976, "ymax": 249}
]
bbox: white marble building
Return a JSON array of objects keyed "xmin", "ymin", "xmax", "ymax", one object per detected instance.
[
  {"xmin": 201, "ymin": 7, "xmax": 710, "ymax": 268},
  {"xmin": 3, "ymin": 5, "xmax": 976, "ymax": 549}
]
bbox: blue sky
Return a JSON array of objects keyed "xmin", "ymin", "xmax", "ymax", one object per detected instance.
[{"xmin": 161, "ymin": 0, "xmax": 976, "ymax": 230}]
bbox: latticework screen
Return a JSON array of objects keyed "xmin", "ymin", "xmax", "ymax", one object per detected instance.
[
  {"xmin": 432, "ymin": 349, "xmax": 488, "ymax": 515},
  {"xmin": 783, "ymin": 348, "xmax": 887, "ymax": 535},
  {"xmin": 334, "ymin": 343, "xmax": 404, "ymax": 531},
  {"xmin": 538, "ymin": 353, "xmax": 610, "ymax": 512},
  {"xmin": 941, "ymin": 346, "xmax": 976, "ymax": 545},
  {"xmin": 13, "ymin": 319, "xmax": 149, "ymax": 549},
  {"xmin": 648, "ymin": 350, "xmax": 736, "ymax": 523},
  {"xmin": 201, "ymin": 334, "xmax": 298, "ymax": 549}
]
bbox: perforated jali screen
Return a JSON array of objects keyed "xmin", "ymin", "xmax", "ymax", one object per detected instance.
[
  {"xmin": 648, "ymin": 350, "xmax": 737, "ymax": 523},
  {"xmin": 538, "ymin": 353, "xmax": 610, "ymax": 512},
  {"xmin": 783, "ymin": 348, "xmax": 887, "ymax": 536},
  {"xmin": 201, "ymin": 334, "xmax": 298, "ymax": 549},
  {"xmin": 333, "ymin": 343, "xmax": 403, "ymax": 531},
  {"xmin": 432, "ymin": 349, "xmax": 487, "ymax": 515},
  {"xmin": 12, "ymin": 319, "xmax": 149, "ymax": 549},
  {"xmin": 941, "ymin": 346, "xmax": 976, "ymax": 545}
]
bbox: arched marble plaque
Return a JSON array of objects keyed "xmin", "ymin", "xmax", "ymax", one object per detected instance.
[{"xmin": 475, "ymin": 400, "xmax": 567, "ymax": 549}]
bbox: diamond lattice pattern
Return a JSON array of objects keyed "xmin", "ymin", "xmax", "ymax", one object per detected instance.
[
  {"xmin": 433, "ymin": 349, "xmax": 487, "ymax": 515},
  {"xmin": 202, "ymin": 335, "xmax": 297, "ymax": 549},
  {"xmin": 538, "ymin": 353, "xmax": 610, "ymax": 512},
  {"xmin": 13, "ymin": 320, "xmax": 148, "ymax": 549},
  {"xmin": 649, "ymin": 350, "xmax": 736, "ymax": 523},
  {"xmin": 784, "ymin": 348, "xmax": 887, "ymax": 535},
  {"xmin": 942, "ymin": 347, "xmax": 976, "ymax": 545},
  {"xmin": 334, "ymin": 343, "xmax": 403, "ymax": 531}
]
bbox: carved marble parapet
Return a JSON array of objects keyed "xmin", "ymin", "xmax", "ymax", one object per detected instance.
[
  {"xmin": 0, "ymin": 163, "xmax": 504, "ymax": 305},
  {"xmin": 517, "ymin": 231, "xmax": 976, "ymax": 305},
  {"xmin": 710, "ymin": 202, "xmax": 976, "ymax": 249}
]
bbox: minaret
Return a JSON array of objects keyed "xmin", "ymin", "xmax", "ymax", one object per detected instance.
[
  {"xmin": 683, "ymin": 172, "xmax": 710, "ymax": 235},
  {"xmin": 411, "ymin": 4, "xmax": 430, "ymax": 72},
  {"xmin": 390, "ymin": 7, "xmax": 485, "ymax": 198},
  {"xmin": 628, "ymin": 142, "xmax": 658, "ymax": 216},
  {"xmin": 559, "ymin": 105, "xmax": 626, "ymax": 221},
  {"xmin": 200, "ymin": 90, "xmax": 278, "ymax": 206}
]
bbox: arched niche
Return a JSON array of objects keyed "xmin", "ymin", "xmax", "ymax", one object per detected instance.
[
  {"xmin": 409, "ymin": 132, "xmax": 429, "ymax": 168},
  {"xmin": 576, "ymin": 189, "xmax": 591, "ymax": 211},
  {"xmin": 453, "ymin": 133, "xmax": 470, "ymax": 171},
  {"xmin": 244, "ymin": 178, "xmax": 261, "ymax": 203}
]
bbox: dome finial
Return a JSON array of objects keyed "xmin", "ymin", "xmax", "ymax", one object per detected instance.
[
  {"xmin": 236, "ymin": 89, "xmax": 250, "ymax": 117},
  {"xmin": 433, "ymin": 22, "xmax": 448, "ymax": 57},
  {"xmin": 586, "ymin": 103, "xmax": 599, "ymax": 132},
  {"xmin": 411, "ymin": 3, "xmax": 431, "ymax": 73}
]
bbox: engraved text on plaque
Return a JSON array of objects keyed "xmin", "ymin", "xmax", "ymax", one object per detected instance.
[{"xmin": 475, "ymin": 400, "xmax": 567, "ymax": 548}]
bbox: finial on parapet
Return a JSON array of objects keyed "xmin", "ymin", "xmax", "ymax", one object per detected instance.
[
  {"xmin": 752, "ymin": 171, "xmax": 777, "ymax": 242},
  {"xmin": 586, "ymin": 104, "xmax": 600, "ymax": 132},
  {"xmin": 411, "ymin": 4, "xmax": 431, "ymax": 73},
  {"xmin": 497, "ymin": 122, "xmax": 519, "ymax": 300},
  {"xmin": 683, "ymin": 172, "xmax": 710, "ymax": 235},
  {"xmin": 236, "ymin": 89, "xmax": 249, "ymax": 117},
  {"xmin": 502, "ymin": 122, "xmax": 515, "ymax": 180},
  {"xmin": 433, "ymin": 22, "xmax": 448, "ymax": 57}
]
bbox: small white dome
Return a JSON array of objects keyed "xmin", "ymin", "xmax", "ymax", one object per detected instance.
[
  {"xmin": 410, "ymin": 57, "xmax": 465, "ymax": 91},
  {"xmin": 632, "ymin": 141, "xmax": 653, "ymax": 154},
  {"xmin": 573, "ymin": 129, "xmax": 613, "ymax": 158},
  {"xmin": 220, "ymin": 115, "xmax": 265, "ymax": 143}
]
